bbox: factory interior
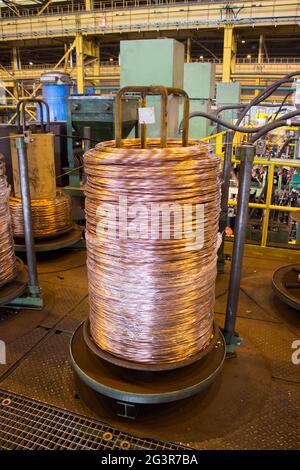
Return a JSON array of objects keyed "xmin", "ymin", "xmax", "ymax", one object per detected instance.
[{"xmin": 0, "ymin": 0, "xmax": 300, "ymax": 454}]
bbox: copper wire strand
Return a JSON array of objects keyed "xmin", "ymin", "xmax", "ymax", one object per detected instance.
[
  {"xmin": 85, "ymin": 138, "xmax": 221, "ymax": 365},
  {"xmin": 0, "ymin": 158, "xmax": 17, "ymax": 287},
  {"xmin": 9, "ymin": 191, "xmax": 73, "ymax": 238}
]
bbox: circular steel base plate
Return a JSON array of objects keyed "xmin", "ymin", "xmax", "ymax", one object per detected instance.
[
  {"xmin": 272, "ymin": 264, "xmax": 300, "ymax": 311},
  {"xmin": 70, "ymin": 322, "xmax": 226, "ymax": 404},
  {"xmin": 83, "ymin": 318, "xmax": 219, "ymax": 372},
  {"xmin": 0, "ymin": 258, "xmax": 28, "ymax": 306},
  {"xmin": 14, "ymin": 226, "xmax": 82, "ymax": 252}
]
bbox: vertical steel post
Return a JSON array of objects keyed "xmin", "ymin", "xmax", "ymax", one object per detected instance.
[
  {"xmin": 222, "ymin": 27, "xmax": 237, "ymax": 83},
  {"xmin": 83, "ymin": 126, "xmax": 92, "ymax": 153},
  {"xmin": 224, "ymin": 144, "xmax": 255, "ymax": 343},
  {"xmin": 218, "ymin": 130, "xmax": 234, "ymax": 270},
  {"xmin": 15, "ymin": 136, "xmax": 39, "ymax": 296},
  {"xmin": 75, "ymin": 33, "xmax": 84, "ymax": 94}
]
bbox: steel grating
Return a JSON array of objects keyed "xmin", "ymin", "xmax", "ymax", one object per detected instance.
[{"xmin": 0, "ymin": 390, "xmax": 189, "ymax": 450}]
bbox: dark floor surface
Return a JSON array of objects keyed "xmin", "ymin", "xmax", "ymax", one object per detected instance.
[{"xmin": 0, "ymin": 248, "xmax": 299, "ymax": 450}]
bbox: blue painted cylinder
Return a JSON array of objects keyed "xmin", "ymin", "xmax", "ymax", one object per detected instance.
[{"xmin": 41, "ymin": 83, "xmax": 71, "ymax": 121}]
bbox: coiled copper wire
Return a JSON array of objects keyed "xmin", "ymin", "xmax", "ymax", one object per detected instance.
[
  {"xmin": 9, "ymin": 191, "xmax": 72, "ymax": 239},
  {"xmin": 85, "ymin": 138, "xmax": 221, "ymax": 365},
  {"xmin": 0, "ymin": 157, "xmax": 17, "ymax": 287}
]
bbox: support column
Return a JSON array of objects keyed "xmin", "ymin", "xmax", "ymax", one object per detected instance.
[
  {"xmin": 85, "ymin": 0, "xmax": 93, "ymax": 10},
  {"xmin": 186, "ymin": 37, "xmax": 191, "ymax": 63},
  {"xmin": 255, "ymin": 34, "xmax": 264, "ymax": 95},
  {"xmin": 11, "ymin": 47, "xmax": 20, "ymax": 98},
  {"xmin": 75, "ymin": 34, "xmax": 85, "ymax": 94},
  {"xmin": 222, "ymin": 27, "xmax": 236, "ymax": 83},
  {"xmin": 92, "ymin": 41, "xmax": 100, "ymax": 86}
]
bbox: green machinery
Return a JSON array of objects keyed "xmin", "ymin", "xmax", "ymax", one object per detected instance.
[
  {"xmin": 183, "ymin": 62, "xmax": 216, "ymax": 138},
  {"xmin": 216, "ymin": 82, "xmax": 241, "ymax": 124},
  {"xmin": 66, "ymin": 95, "xmax": 138, "ymax": 188},
  {"xmin": 120, "ymin": 38, "xmax": 184, "ymax": 138}
]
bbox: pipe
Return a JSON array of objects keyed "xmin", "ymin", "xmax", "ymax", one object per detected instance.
[
  {"xmin": 179, "ymin": 109, "xmax": 300, "ymax": 137},
  {"xmin": 223, "ymin": 144, "xmax": 255, "ymax": 343},
  {"xmin": 218, "ymin": 130, "xmax": 234, "ymax": 267},
  {"xmin": 249, "ymin": 116, "xmax": 300, "ymax": 143},
  {"xmin": 15, "ymin": 136, "xmax": 39, "ymax": 296},
  {"xmin": 236, "ymin": 71, "xmax": 300, "ymax": 125}
]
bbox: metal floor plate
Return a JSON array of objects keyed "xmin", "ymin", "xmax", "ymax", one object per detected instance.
[
  {"xmin": 200, "ymin": 380, "xmax": 300, "ymax": 450},
  {"xmin": 0, "ymin": 327, "xmax": 47, "ymax": 380},
  {"xmin": 0, "ymin": 328, "xmax": 273, "ymax": 445},
  {"xmin": 0, "ymin": 251, "xmax": 299, "ymax": 450},
  {"xmin": 0, "ymin": 390, "xmax": 188, "ymax": 450}
]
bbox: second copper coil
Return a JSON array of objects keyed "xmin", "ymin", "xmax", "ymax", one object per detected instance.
[
  {"xmin": 0, "ymin": 156, "xmax": 17, "ymax": 287},
  {"xmin": 9, "ymin": 191, "xmax": 73, "ymax": 239}
]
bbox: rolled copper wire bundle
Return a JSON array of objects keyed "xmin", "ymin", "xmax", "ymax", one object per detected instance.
[
  {"xmin": 9, "ymin": 191, "xmax": 72, "ymax": 239},
  {"xmin": 85, "ymin": 138, "xmax": 221, "ymax": 366},
  {"xmin": 0, "ymin": 157, "xmax": 17, "ymax": 287}
]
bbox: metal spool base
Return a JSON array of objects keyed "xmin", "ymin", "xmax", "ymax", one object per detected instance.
[
  {"xmin": 0, "ymin": 258, "xmax": 28, "ymax": 306},
  {"xmin": 14, "ymin": 225, "xmax": 82, "ymax": 252},
  {"xmin": 272, "ymin": 264, "xmax": 300, "ymax": 311},
  {"xmin": 70, "ymin": 322, "xmax": 226, "ymax": 406}
]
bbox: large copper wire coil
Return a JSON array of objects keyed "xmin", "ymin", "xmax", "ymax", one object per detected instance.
[
  {"xmin": 85, "ymin": 138, "xmax": 221, "ymax": 366},
  {"xmin": 9, "ymin": 191, "xmax": 73, "ymax": 239},
  {"xmin": 0, "ymin": 157, "xmax": 17, "ymax": 287}
]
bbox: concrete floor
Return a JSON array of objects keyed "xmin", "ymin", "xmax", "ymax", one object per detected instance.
[{"xmin": 0, "ymin": 247, "xmax": 299, "ymax": 449}]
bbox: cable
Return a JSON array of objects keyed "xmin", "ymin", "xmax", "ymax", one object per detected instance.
[
  {"xmin": 54, "ymin": 133, "xmax": 100, "ymax": 144},
  {"xmin": 56, "ymin": 165, "xmax": 84, "ymax": 180},
  {"xmin": 250, "ymin": 118, "xmax": 300, "ymax": 144},
  {"xmin": 278, "ymin": 136, "xmax": 298, "ymax": 158},
  {"xmin": 268, "ymin": 91, "xmax": 294, "ymax": 122},
  {"xmin": 179, "ymin": 109, "xmax": 300, "ymax": 135},
  {"xmin": 236, "ymin": 71, "xmax": 300, "ymax": 125}
]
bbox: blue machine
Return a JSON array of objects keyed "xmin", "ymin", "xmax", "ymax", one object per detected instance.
[{"xmin": 40, "ymin": 72, "xmax": 72, "ymax": 121}]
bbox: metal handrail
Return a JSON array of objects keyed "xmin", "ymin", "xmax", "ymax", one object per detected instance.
[{"xmin": 0, "ymin": 0, "xmax": 236, "ymax": 19}]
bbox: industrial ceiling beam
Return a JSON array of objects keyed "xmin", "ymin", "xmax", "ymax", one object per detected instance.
[
  {"xmin": 2, "ymin": 0, "xmax": 21, "ymax": 17},
  {"xmin": 192, "ymin": 38, "xmax": 220, "ymax": 62},
  {"xmin": 37, "ymin": 0, "xmax": 53, "ymax": 16}
]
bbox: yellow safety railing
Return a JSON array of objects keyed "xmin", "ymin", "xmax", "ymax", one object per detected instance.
[{"xmin": 202, "ymin": 129, "xmax": 300, "ymax": 249}]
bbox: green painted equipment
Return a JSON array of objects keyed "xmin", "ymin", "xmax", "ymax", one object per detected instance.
[
  {"xmin": 66, "ymin": 95, "xmax": 138, "ymax": 187},
  {"xmin": 181, "ymin": 62, "xmax": 216, "ymax": 139},
  {"xmin": 120, "ymin": 38, "xmax": 184, "ymax": 138},
  {"xmin": 216, "ymin": 82, "xmax": 241, "ymax": 124}
]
